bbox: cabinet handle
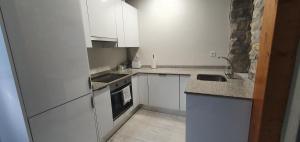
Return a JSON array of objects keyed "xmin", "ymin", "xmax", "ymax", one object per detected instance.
[
  {"xmin": 88, "ymin": 77, "xmax": 92, "ymax": 90},
  {"xmin": 91, "ymin": 95, "xmax": 95, "ymax": 108}
]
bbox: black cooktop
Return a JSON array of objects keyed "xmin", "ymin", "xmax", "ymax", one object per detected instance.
[{"xmin": 91, "ymin": 73, "xmax": 128, "ymax": 83}]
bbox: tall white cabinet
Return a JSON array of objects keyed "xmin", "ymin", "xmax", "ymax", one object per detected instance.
[
  {"xmin": 2, "ymin": 0, "xmax": 91, "ymax": 118},
  {"xmin": 148, "ymin": 74, "xmax": 180, "ymax": 110},
  {"xmin": 29, "ymin": 94, "xmax": 98, "ymax": 142},
  {"xmin": 1, "ymin": 0, "xmax": 98, "ymax": 142}
]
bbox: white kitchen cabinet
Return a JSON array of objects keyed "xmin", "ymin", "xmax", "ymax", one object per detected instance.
[
  {"xmin": 79, "ymin": 0, "xmax": 92, "ymax": 47},
  {"xmin": 123, "ymin": 2, "xmax": 140, "ymax": 47},
  {"xmin": 115, "ymin": 0, "xmax": 126, "ymax": 47},
  {"xmin": 115, "ymin": 1, "xmax": 139, "ymax": 47},
  {"xmin": 138, "ymin": 74, "xmax": 149, "ymax": 105},
  {"xmin": 29, "ymin": 94, "xmax": 98, "ymax": 142},
  {"xmin": 148, "ymin": 74, "xmax": 180, "ymax": 110},
  {"xmin": 86, "ymin": 0, "xmax": 117, "ymax": 40},
  {"xmin": 132, "ymin": 75, "xmax": 140, "ymax": 108},
  {"xmin": 180, "ymin": 75, "xmax": 190, "ymax": 111},
  {"xmin": 1, "ymin": 0, "xmax": 91, "ymax": 117},
  {"xmin": 187, "ymin": 94, "xmax": 252, "ymax": 142},
  {"xmin": 93, "ymin": 86, "xmax": 114, "ymax": 141}
]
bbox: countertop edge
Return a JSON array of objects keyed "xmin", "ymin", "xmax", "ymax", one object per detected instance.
[{"xmin": 93, "ymin": 68, "xmax": 254, "ymax": 100}]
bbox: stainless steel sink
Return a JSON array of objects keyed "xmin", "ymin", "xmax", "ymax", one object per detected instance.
[{"xmin": 197, "ymin": 74, "xmax": 227, "ymax": 82}]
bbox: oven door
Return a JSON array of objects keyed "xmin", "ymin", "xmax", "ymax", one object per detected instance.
[{"xmin": 110, "ymin": 84, "xmax": 133, "ymax": 120}]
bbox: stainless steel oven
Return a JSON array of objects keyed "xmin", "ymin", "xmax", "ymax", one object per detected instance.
[
  {"xmin": 109, "ymin": 77, "xmax": 133, "ymax": 120},
  {"xmin": 91, "ymin": 73, "xmax": 133, "ymax": 121}
]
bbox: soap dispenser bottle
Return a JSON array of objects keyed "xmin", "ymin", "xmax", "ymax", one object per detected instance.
[{"xmin": 151, "ymin": 53, "xmax": 157, "ymax": 69}]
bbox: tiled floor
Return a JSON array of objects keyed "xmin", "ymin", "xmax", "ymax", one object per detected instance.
[{"xmin": 108, "ymin": 109, "xmax": 186, "ymax": 142}]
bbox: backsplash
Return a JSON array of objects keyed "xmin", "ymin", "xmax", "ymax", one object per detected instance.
[{"xmin": 87, "ymin": 48, "xmax": 128, "ymax": 70}]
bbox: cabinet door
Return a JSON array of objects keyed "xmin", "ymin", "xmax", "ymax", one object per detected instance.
[
  {"xmin": 1, "ymin": 0, "xmax": 91, "ymax": 117},
  {"xmin": 138, "ymin": 74, "xmax": 149, "ymax": 105},
  {"xmin": 187, "ymin": 94, "xmax": 252, "ymax": 142},
  {"xmin": 180, "ymin": 75, "xmax": 190, "ymax": 111},
  {"xmin": 29, "ymin": 94, "xmax": 98, "ymax": 142},
  {"xmin": 115, "ymin": 0, "xmax": 126, "ymax": 47},
  {"xmin": 132, "ymin": 75, "xmax": 140, "ymax": 108},
  {"xmin": 94, "ymin": 87, "xmax": 114, "ymax": 140},
  {"xmin": 123, "ymin": 2, "xmax": 140, "ymax": 47},
  {"xmin": 79, "ymin": 0, "xmax": 92, "ymax": 47},
  {"xmin": 148, "ymin": 74, "xmax": 180, "ymax": 110},
  {"xmin": 87, "ymin": 0, "xmax": 117, "ymax": 39}
]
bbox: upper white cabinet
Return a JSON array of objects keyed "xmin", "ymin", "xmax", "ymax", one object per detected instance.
[
  {"xmin": 115, "ymin": 0, "xmax": 140, "ymax": 47},
  {"xmin": 121, "ymin": 1, "xmax": 140, "ymax": 47},
  {"xmin": 2, "ymin": 0, "xmax": 91, "ymax": 117},
  {"xmin": 86, "ymin": 0, "xmax": 118, "ymax": 40},
  {"xmin": 148, "ymin": 74, "xmax": 180, "ymax": 110},
  {"xmin": 80, "ymin": 0, "xmax": 139, "ymax": 47},
  {"xmin": 115, "ymin": 0, "xmax": 126, "ymax": 47},
  {"xmin": 93, "ymin": 87, "xmax": 114, "ymax": 141}
]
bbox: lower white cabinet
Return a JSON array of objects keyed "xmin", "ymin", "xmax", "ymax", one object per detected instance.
[
  {"xmin": 148, "ymin": 74, "xmax": 180, "ymax": 110},
  {"xmin": 180, "ymin": 75, "xmax": 190, "ymax": 111},
  {"xmin": 93, "ymin": 86, "xmax": 114, "ymax": 141},
  {"xmin": 138, "ymin": 74, "xmax": 149, "ymax": 105},
  {"xmin": 29, "ymin": 94, "xmax": 98, "ymax": 142},
  {"xmin": 132, "ymin": 75, "xmax": 140, "ymax": 108},
  {"xmin": 187, "ymin": 94, "xmax": 252, "ymax": 142}
]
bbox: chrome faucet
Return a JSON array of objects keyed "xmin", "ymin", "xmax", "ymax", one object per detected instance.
[{"xmin": 218, "ymin": 56, "xmax": 234, "ymax": 79}]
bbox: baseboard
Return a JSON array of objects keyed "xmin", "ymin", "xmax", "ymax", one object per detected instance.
[{"xmin": 141, "ymin": 105, "xmax": 186, "ymax": 117}]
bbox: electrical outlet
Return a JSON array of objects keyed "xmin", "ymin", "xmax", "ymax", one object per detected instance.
[{"xmin": 209, "ymin": 51, "xmax": 216, "ymax": 57}]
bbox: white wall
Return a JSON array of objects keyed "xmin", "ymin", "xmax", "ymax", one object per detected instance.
[
  {"xmin": 282, "ymin": 42, "xmax": 300, "ymax": 142},
  {"xmin": 0, "ymin": 18, "xmax": 30, "ymax": 142},
  {"xmin": 129, "ymin": 0, "xmax": 231, "ymax": 66}
]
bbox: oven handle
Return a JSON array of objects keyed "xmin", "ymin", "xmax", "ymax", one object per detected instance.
[
  {"xmin": 111, "ymin": 89, "xmax": 124, "ymax": 95},
  {"xmin": 91, "ymin": 95, "xmax": 95, "ymax": 108},
  {"xmin": 111, "ymin": 84, "xmax": 132, "ymax": 95}
]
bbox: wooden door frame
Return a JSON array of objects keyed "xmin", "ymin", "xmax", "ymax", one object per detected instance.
[{"xmin": 249, "ymin": 0, "xmax": 300, "ymax": 141}]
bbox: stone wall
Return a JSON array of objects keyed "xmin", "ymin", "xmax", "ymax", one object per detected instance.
[
  {"xmin": 249, "ymin": 0, "xmax": 264, "ymax": 80},
  {"xmin": 229, "ymin": 0, "xmax": 253, "ymax": 73}
]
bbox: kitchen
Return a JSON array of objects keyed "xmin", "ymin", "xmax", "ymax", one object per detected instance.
[{"xmin": 0, "ymin": 0, "xmax": 300, "ymax": 142}]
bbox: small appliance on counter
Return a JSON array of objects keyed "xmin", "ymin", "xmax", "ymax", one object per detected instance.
[
  {"xmin": 117, "ymin": 64, "xmax": 126, "ymax": 72},
  {"xmin": 132, "ymin": 55, "xmax": 142, "ymax": 69}
]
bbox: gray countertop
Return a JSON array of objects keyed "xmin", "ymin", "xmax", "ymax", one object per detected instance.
[{"xmin": 92, "ymin": 67, "xmax": 254, "ymax": 100}]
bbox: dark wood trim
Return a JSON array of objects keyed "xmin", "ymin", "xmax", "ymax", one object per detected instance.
[{"xmin": 249, "ymin": 0, "xmax": 300, "ymax": 141}]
